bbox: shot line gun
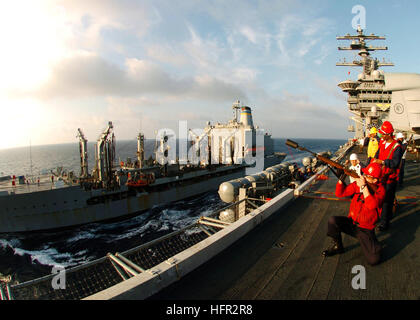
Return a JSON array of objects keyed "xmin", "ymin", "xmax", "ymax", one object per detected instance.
[{"xmin": 285, "ymin": 139, "xmax": 378, "ymax": 193}]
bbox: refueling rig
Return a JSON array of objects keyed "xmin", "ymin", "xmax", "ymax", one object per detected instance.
[{"xmin": 76, "ymin": 121, "xmax": 118, "ymax": 190}]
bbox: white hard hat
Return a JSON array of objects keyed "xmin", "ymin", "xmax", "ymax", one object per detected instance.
[
  {"xmin": 395, "ymin": 132, "xmax": 404, "ymax": 139},
  {"xmin": 350, "ymin": 153, "xmax": 358, "ymax": 161}
]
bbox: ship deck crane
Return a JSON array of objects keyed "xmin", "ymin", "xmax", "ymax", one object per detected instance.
[{"xmin": 77, "ymin": 128, "xmax": 89, "ymax": 178}]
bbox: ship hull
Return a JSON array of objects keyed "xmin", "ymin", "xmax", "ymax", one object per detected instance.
[{"xmin": 0, "ymin": 168, "xmax": 247, "ymax": 233}]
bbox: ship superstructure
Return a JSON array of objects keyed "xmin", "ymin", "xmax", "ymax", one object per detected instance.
[
  {"xmin": 200, "ymin": 100, "xmax": 279, "ymax": 169},
  {"xmin": 337, "ymin": 26, "xmax": 420, "ymax": 139},
  {"xmin": 337, "ymin": 26, "xmax": 394, "ymax": 138}
]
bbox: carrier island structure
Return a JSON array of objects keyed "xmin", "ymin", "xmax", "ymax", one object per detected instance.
[
  {"xmin": 0, "ymin": 101, "xmax": 285, "ymax": 233},
  {"xmin": 337, "ymin": 26, "xmax": 420, "ymax": 141}
]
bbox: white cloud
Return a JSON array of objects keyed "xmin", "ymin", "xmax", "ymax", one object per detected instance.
[
  {"xmin": 183, "ymin": 24, "xmax": 228, "ymax": 72},
  {"xmin": 240, "ymin": 26, "xmax": 258, "ymax": 44},
  {"xmin": 231, "ymin": 68, "xmax": 258, "ymax": 83},
  {"xmin": 146, "ymin": 44, "xmax": 189, "ymax": 66},
  {"xmin": 53, "ymin": 0, "xmax": 159, "ymax": 37},
  {"xmin": 274, "ymin": 14, "xmax": 334, "ymax": 65},
  {"xmin": 9, "ymin": 53, "xmax": 247, "ymax": 103}
]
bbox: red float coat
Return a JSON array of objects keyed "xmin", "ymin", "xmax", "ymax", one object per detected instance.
[{"xmin": 335, "ymin": 181, "xmax": 386, "ymax": 230}]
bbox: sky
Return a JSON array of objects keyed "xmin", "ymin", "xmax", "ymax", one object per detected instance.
[{"xmin": 1, "ymin": 0, "xmax": 420, "ymax": 149}]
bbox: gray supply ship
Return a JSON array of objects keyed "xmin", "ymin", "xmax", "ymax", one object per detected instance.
[{"xmin": 0, "ymin": 101, "xmax": 285, "ymax": 233}]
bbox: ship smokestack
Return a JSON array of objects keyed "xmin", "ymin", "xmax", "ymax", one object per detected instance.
[{"xmin": 240, "ymin": 106, "xmax": 254, "ymax": 128}]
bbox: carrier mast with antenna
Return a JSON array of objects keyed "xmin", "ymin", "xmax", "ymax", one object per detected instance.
[{"xmin": 337, "ymin": 26, "xmax": 394, "ymax": 138}]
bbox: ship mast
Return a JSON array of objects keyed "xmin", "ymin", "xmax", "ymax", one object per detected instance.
[
  {"xmin": 232, "ymin": 100, "xmax": 241, "ymax": 123},
  {"xmin": 337, "ymin": 26, "xmax": 394, "ymax": 138},
  {"xmin": 337, "ymin": 26, "xmax": 394, "ymax": 75}
]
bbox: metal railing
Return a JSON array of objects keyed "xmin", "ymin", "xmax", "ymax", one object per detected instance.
[{"xmin": 4, "ymin": 199, "xmax": 245, "ymax": 300}]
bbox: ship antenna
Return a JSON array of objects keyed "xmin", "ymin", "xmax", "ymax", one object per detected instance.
[{"xmin": 336, "ymin": 27, "xmax": 393, "ymax": 76}]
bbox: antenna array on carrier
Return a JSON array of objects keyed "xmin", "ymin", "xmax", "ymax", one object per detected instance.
[{"xmin": 336, "ymin": 26, "xmax": 394, "ymax": 76}]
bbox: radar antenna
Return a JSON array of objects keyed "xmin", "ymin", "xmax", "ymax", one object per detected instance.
[{"xmin": 336, "ymin": 26, "xmax": 394, "ymax": 75}]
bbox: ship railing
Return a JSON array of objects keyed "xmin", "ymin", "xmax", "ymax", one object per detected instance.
[
  {"xmin": 0, "ymin": 283, "xmax": 13, "ymax": 300},
  {"xmin": 5, "ymin": 199, "xmax": 245, "ymax": 300}
]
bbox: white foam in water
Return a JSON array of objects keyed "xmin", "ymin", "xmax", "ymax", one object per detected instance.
[
  {"xmin": 66, "ymin": 231, "xmax": 96, "ymax": 243},
  {"xmin": 105, "ymin": 207, "xmax": 200, "ymax": 242},
  {"xmin": 157, "ymin": 221, "xmax": 170, "ymax": 232},
  {"xmin": 106, "ymin": 220, "xmax": 158, "ymax": 242},
  {"xmin": 89, "ymin": 209, "xmax": 153, "ymax": 234},
  {"xmin": 159, "ymin": 209, "xmax": 194, "ymax": 229},
  {"xmin": 13, "ymin": 246, "xmax": 69, "ymax": 267},
  {"xmin": 0, "ymin": 238, "xmax": 22, "ymax": 249},
  {"xmin": 1, "ymin": 238, "xmax": 90, "ymax": 268}
]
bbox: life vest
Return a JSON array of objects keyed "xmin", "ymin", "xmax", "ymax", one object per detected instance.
[
  {"xmin": 375, "ymin": 139, "xmax": 401, "ymax": 184},
  {"xmin": 367, "ymin": 137, "xmax": 379, "ymax": 159}
]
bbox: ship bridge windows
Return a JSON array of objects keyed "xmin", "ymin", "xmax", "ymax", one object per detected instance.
[
  {"xmin": 360, "ymin": 99, "xmax": 391, "ymax": 103},
  {"xmin": 360, "ymin": 90, "xmax": 392, "ymax": 95}
]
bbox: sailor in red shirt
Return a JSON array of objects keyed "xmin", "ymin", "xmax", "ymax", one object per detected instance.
[
  {"xmin": 322, "ymin": 162, "xmax": 386, "ymax": 266},
  {"xmin": 371, "ymin": 121, "xmax": 402, "ymax": 231}
]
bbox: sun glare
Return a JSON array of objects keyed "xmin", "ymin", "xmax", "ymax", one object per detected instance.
[
  {"xmin": 0, "ymin": 1, "xmax": 71, "ymax": 149},
  {"xmin": 0, "ymin": 1, "xmax": 68, "ymax": 90},
  {"xmin": 0, "ymin": 97, "xmax": 49, "ymax": 149}
]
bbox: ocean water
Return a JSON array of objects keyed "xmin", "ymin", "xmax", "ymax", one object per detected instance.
[{"xmin": 0, "ymin": 138, "xmax": 347, "ymax": 284}]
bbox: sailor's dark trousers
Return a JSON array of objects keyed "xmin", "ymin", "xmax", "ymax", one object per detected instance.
[
  {"xmin": 399, "ymin": 159, "xmax": 406, "ymax": 185},
  {"xmin": 379, "ymin": 181, "xmax": 397, "ymax": 227},
  {"xmin": 327, "ymin": 216, "xmax": 381, "ymax": 266}
]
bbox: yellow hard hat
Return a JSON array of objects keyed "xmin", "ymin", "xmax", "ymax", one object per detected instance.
[{"xmin": 370, "ymin": 127, "xmax": 378, "ymax": 135}]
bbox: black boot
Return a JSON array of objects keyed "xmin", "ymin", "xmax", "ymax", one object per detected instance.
[
  {"xmin": 377, "ymin": 221, "xmax": 389, "ymax": 231},
  {"xmin": 322, "ymin": 237, "xmax": 344, "ymax": 257}
]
